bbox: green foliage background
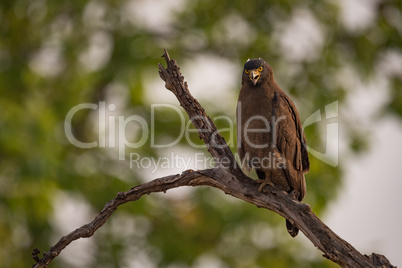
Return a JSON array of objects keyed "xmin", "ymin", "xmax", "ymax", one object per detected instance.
[{"xmin": 0, "ymin": 0, "xmax": 401, "ymax": 267}]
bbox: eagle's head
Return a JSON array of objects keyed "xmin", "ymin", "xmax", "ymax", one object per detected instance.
[{"xmin": 243, "ymin": 58, "xmax": 273, "ymax": 86}]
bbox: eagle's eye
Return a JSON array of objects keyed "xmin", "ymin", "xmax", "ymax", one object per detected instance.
[
  {"xmin": 258, "ymin": 66, "xmax": 263, "ymax": 72},
  {"xmin": 245, "ymin": 69, "xmax": 249, "ymax": 74}
]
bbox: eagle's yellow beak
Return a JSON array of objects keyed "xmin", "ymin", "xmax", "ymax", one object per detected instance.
[{"xmin": 249, "ymin": 69, "xmax": 260, "ymax": 86}]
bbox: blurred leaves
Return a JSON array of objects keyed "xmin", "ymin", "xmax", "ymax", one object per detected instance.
[{"xmin": 0, "ymin": 0, "xmax": 401, "ymax": 267}]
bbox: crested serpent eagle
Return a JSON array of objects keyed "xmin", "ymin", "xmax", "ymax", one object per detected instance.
[{"xmin": 236, "ymin": 58, "xmax": 310, "ymax": 237}]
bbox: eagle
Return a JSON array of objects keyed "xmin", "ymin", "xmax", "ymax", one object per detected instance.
[{"xmin": 236, "ymin": 58, "xmax": 310, "ymax": 237}]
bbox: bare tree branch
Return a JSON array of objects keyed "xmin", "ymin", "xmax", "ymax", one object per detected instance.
[{"xmin": 32, "ymin": 49, "xmax": 395, "ymax": 268}]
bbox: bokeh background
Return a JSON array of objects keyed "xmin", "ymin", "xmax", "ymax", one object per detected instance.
[{"xmin": 1, "ymin": 0, "xmax": 402, "ymax": 267}]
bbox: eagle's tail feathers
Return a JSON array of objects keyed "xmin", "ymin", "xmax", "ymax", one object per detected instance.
[{"xmin": 286, "ymin": 219, "xmax": 299, "ymax": 237}]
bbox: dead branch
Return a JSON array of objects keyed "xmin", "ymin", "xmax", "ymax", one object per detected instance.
[{"xmin": 32, "ymin": 49, "xmax": 395, "ymax": 268}]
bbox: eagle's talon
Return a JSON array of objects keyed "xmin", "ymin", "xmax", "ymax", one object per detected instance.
[
  {"xmin": 289, "ymin": 189, "xmax": 299, "ymax": 199},
  {"xmin": 256, "ymin": 179, "xmax": 274, "ymax": 192}
]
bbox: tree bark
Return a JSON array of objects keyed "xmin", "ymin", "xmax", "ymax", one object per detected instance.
[{"xmin": 32, "ymin": 49, "xmax": 395, "ymax": 268}]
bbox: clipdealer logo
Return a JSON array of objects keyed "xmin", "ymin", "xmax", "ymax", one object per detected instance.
[
  {"xmin": 64, "ymin": 101, "xmax": 338, "ymax": 168},
  {"xmin": 64, "ymin": 102, "xmax": 234, "ymax": 160}
]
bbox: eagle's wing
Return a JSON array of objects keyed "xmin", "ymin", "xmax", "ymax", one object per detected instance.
[
  {"xmin": 236, "ymin": 103, "xmax": 252, "ymax": 174},
  {"xmin": 273, "ymin": 91, "xmax": 309, "ymax": 199}
]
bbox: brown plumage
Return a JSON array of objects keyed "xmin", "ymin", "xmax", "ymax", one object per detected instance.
[{"xmin": 236, "ymin": 58, "xmax": 309, "ymax": 237}]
